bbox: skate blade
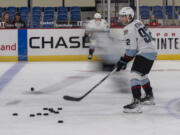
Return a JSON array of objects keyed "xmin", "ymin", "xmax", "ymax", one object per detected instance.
[
  {"xmin": 141, "ymin": 101, "xmax": 155, "ymax": 105},
  {"xmin": 123, "ymin": 108, "xmax": 143, "ymax": 113}
]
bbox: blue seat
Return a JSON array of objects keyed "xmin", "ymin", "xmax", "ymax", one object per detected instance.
[
  {"xmin": 57, "ymin": 15, "xmax": 68, "ymax": 24},
  {"xmin": 32, "ymin": 7, "xmax": 42, "ymax": 11},
  {"xmin": 31, "ymin": 24, "xmax": 40, "ymax": 28},
  {"xmin": 152, "ymin": 9, "xmax": 163, "ymax": 15},
  {"xmin": 168, "ymin": 13, "xmax": 178, "ymax": 19},
  {"xmin": 166, "ymin": 6, "xmax": 173, "ymax": 14},
  {"xmin": 71, "ymin": 15, "xmax": 81, "ymax": 21},
  {"xmin": 8, "ymin": 12, "xmax": 16, "ymax": 18},
  {"xmin": 44, "ymin": 7, "xmax": 54, "ymax": 11},
  {"xmin": 177, "ymin": 6, "xmax": 180, "ymax": 14},
  {"xmin": 44, "ymin": 10, "xmax": 54, "ymax": 15},
  {"xmin": 141, "ymin": 14, "xmax": 150, "ymax": 19},
  {"xmin": 20, "ymin": 12, "xmax": 28, "ymax": 16},
  {"xmin": 21, "ymin": 16, "xmax": 27, "ymax": 22},
  {"xmin": 7, "ymin": 7, "xmax": 16, "ymax": 12},
  {"xmin": 0, "ymin": 7, "xmax": 4, "ymax": 12},
  {"xmin": 20, "ymin": 10, "xmax": 28, "ymax": 14},
  {"xmin": 70, "ymin": 6, "xmax": 80, "ymax": 11},
  {"xmin": 152, "ymin": 6, "xmax": 163, "ymax": 11},
  {"xmin": 71, "ymin": 11, "xmax": 81, "ymax": 15},
  {"xmin": 43, "ymin": 18, "xmax": 53, "ymax": 22},
  {"xmin": 58, "ymin": 10, "xmax": 67, "ymax": 16},
  {"xmin": 57, "ymin": 15, "xmax": 68, "ymax": 21},
  {"xmin": 154, "ymin": 14, "xmax": 163, "ymax": 19},
  {"xmin": 58, "ymin": 7, "xmax": 67, "ymax": 12},
  {"xmin": 140, "ymin": 10, "xmax": 150, "ymax": 16},
  {"xmin": 32, "ymin": 10, "xmax": 41, "ymax": 16},
  {"xmin": 31, "ymin": 16, "xmax": 41, "ymax": 22},
  {"xmin": 44, "ymin": 14, "xmax": 53, "ymax": 19},
  {"xmin": 140, "ymin": 6, "xmax": 150, "ymax": 12},
  {"xmin": 19, "ymin": 7, "xmax": 29, "ymax": 12},
  {"xmin": 42, "ymin": 24, "xmax": 54, "ymax": 28}
]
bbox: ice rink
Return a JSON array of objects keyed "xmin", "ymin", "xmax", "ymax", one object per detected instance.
[{"xmin": 0, "ymin": 60, "xmax": 180, "ymax": 135}]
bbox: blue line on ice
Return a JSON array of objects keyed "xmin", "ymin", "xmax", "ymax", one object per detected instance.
[
  {"xmin": 0, "ymin": 62, "xmax": 26, "ymax": 92},
  {"xmin": 166, "ymin": 97, "xmax": 180, "ymax": 119}
]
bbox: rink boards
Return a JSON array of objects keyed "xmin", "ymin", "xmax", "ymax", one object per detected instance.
[{"xmin": 0, "ymin": 28, "xmax": 180, "ymax": 61}]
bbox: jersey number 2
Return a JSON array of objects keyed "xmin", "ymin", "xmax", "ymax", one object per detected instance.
[{"xmin": 138, "ymin": 27, "xmax": 153, "ymax": 43}]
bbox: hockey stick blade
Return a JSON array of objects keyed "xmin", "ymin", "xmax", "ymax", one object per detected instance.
[
  {"xmin": 63, "ymin": 95, "xmax": 82, "ymax": 101},
  {"xmin": 63, "ymin": 68, "xmax": 117, "ymax": 102}
]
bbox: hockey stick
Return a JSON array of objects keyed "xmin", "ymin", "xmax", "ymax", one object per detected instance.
[{"xmin": 63, "ymin": 67, "xmax": 117, "ymax": 101}]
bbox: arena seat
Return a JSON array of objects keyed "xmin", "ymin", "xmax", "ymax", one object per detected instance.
[
  {"xmin": 0, "ymin": 7, "xmax": 4, "ymax": 13},
  {"xmin": 70, "ymin": 6, "xmax": 81, "ymax": 11},
  {"xmin": 6, "ymin": 7, "xmax": 17, "ymax": 12},
  {"xmin": 32, "ymin": 7, "xmax": 42, "ymax": 11},
  {"xmin": 57, "ymin": 14, "xmax": 68, "ymax": 24},
  {"xmin": 177, "ymin": 6, "xmax": 180, "ymax": 14},
  {"xmin": 57, "ymin": 7, "xmax": 68, "ymax": 12},
  {"xmin": 70, "ymin": 14, "xmax": 81, "ymax": 22},
  {"xmin": 42, "ymin": 24, "xmax": 54, "ymax": 28},
  {"xmin": 0, "ymin": 7, "xmax": 4, "ymax": 18},
  {"xmin": 154, "ymin": 14, "xmax": 164, "ymax": 19},
  {"xmin": 19, "ymin": 7, "xmax": 29, "ymax": 12},
  {"xmin": 140, "ymin": 6, "xmax": 150, "ymax": 11},
  {"xmin": 44, "ymin": 7, "xmax": 55, "ymax": 11},
  {"xmin": 141, "ymin": 14, "xmax": 150, "ymax": 19},
  {"xmin": 168, "ymin": 13, "xmax": 178, "ymax": 19},
  {"xmin": 44, "ymin": 10, "xmax": 54, "ymax": 15},
  {"xmin": 152, "ymin": 6, "xmax": 163, "ymax": 11},
  {"xmin": 166, "ymin": 6, "xmax": 173, "ymax": 15}
]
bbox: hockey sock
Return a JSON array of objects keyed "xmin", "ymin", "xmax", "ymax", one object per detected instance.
[
  {"xmin": 89, "ymin": 48, "xmax": 94, "ymax": 56},
  {"xmin": 131, "ymin": 85, "xmax": 141, "ymax": 100},
  {"xmin": 142, "ymin": 82, "xmax": 153, "ymax": 96}
]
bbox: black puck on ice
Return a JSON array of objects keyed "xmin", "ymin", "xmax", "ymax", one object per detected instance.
[
  {"xmin": 29, "ymin": 114, "xmax": 35, "ymax": 117},
  {"xmin": 36, "ymin": 113, "xmax": 42, "ymax": 116},
  {"xmin": 43, "ymin": 107, "xmax": 48, "ymax": 110},
  {"xmin": 12, "ymin": 113, "xmax": 18, "ymax": 116},
  {"xmin": 31, "ymin": 87, "xmax": 34, "ymax": 92},
  {"xmin": 54, "ymin": 111, "xmax": 59, "ymax": 114},
  {"xmin": 48, "ymin": 108, "xmax": 54, "ymax": 112},
  {"xmin": 57, "ymin": 120, "xmax": 63, "ymax": 123},
  {"xmin": 43, "ymin": 113, "xmax": 49, "ymax": 116},
  {"xmin": 57, "ymin": 108, "xmax": 62, "ymax": 110}
]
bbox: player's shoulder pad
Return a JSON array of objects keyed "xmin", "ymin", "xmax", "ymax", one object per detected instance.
[
  {"xmin": 101, "ymin": 19, "xmax": 108, "ymax": 23},
  {"xmin": 89, "ymin": 19, "xmax": 95, "ymax": 24},
  {"xmin": 134, "ymin": 19, "xmax": 144, "ymax": 29}
]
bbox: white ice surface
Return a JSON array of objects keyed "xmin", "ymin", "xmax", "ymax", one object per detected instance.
[{"xmin": 0, "ymin": 61, "xmax": 180, "ymax": 135}]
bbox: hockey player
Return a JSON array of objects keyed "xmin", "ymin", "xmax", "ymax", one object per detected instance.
[
  {"xmin": 116, "ymin": 7, "xmax": 157, "ymax": 113},
  {"xmin": 84, "ymin": 13, "xmax": 109, "ymax": 60}
]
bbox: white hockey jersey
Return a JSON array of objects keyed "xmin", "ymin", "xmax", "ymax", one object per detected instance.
[
  {"xmin": 85, "ymin": 19, "xmax": 109, "ymax": 48},
  {"xmin": 85, "ymin": 19, "xmax": 122, "ymax": 63},
  {"xmin": 123, "ymin": 19, "xmax": 157, "ymax": 60},
  {"xmin": 85, "ymin": 19, "xmax": 109, "ymax": 32}
]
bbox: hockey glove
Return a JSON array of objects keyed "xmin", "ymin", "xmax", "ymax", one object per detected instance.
[
  {"xmin": 116, "ymin": 57, "xmax": 127, "ymax": 71},
  {"xmin": 88, "ymin": 47, "xmax": 95, "ymax": 60},
  {"xmin": 84, "ymin": 33, "xmax": 90, "ymax": 43}
]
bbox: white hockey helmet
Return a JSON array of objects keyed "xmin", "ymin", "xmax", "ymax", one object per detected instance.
[
  {"xmin": 119, "ymin": 7, "xmax": 134, "ymax": 21},
  {"xmin": 94, "ymin": 13, "xmax": 102, "ymax": 19}
]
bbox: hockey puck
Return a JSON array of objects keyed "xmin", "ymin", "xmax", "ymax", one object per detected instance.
[
  {"xmin": 48, "ymin": 108, "xmax": 54, "ymax": 112},
  {"xmin": 43, "ymin": 107, "xmax": 48, "ymax": 110},
  {"xmin": 43, "ymin": 113, "xmax": 49, "ymax": 116},
  {"xmin": 57, "ymin": 120, "xmax": 63, "ymax": 123},
  {"xmin": 36, "ymin": 113, "xmax": 42, "ymax": 116},
  {"xmin": 54, "ymin": 111, "xmax": 59, "ymax": 114},
  {"xmin": 31, "ymin": 87, "xmax": 34, "ymax": 92},
  {"xmin": 58, "ymin": 107, "xmax": 63, "ymax": 110},
  {"xmin": 29, "ymin": 114, "xmax": 35, "ymax": 117},
  {"xmin": 12, "ymin": 113, "xmax": 18, "ymax": 116}
]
